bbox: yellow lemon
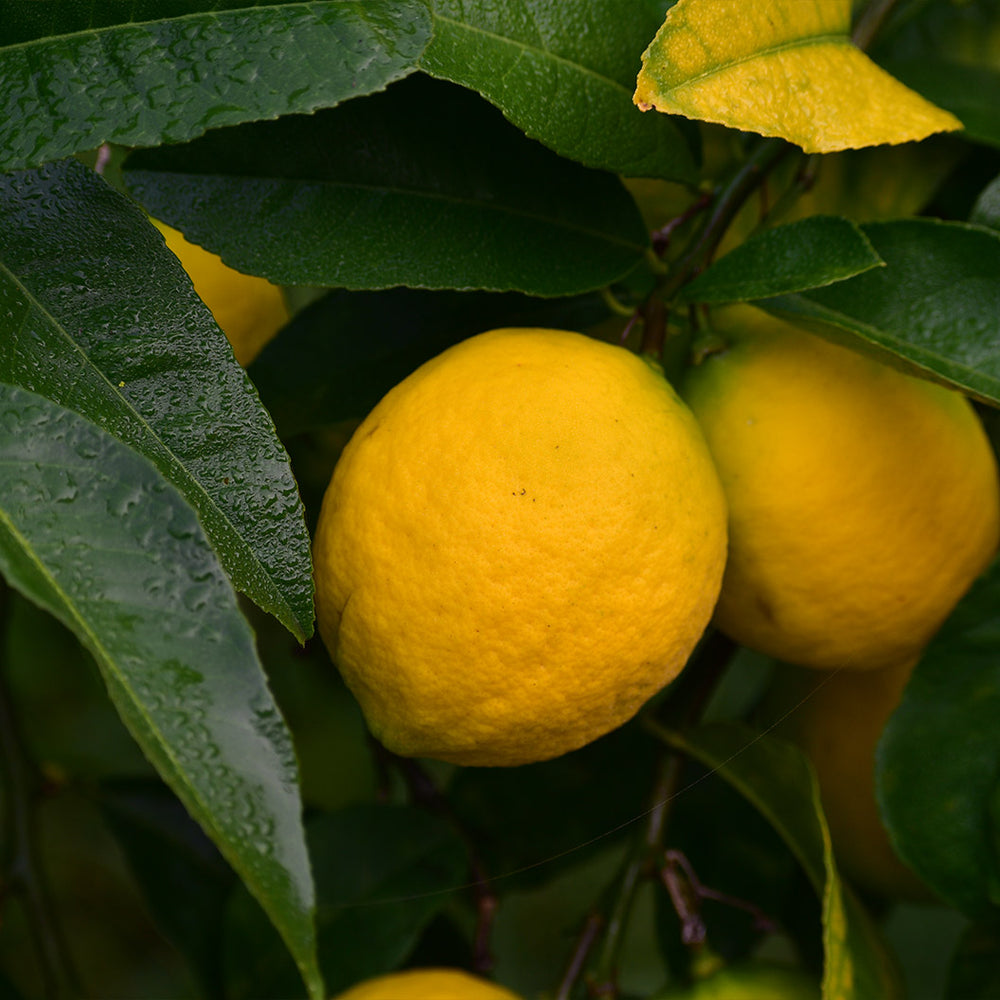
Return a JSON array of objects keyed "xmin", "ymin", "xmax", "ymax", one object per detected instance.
[
  {"xmin": 333, "ymin": 968, "xmax": 521, "ymax": 1000},
  {"xmin": 681, "ymin": 306, "xmax": 1000, "ymax": 670},
  {"xmin": 313, "ymin": 328, "xmax": 727, "ymax": 766},
  {"xmin": 153, "ymin": 220, "xmax": 289, "ymax": 366},
  {"xmin": 656, "ymin": 961, "xmax": 820, "ymax": 999},
  {"xmin": 768, "ymin": 658, "xmax": 934, "ymax": 902}
]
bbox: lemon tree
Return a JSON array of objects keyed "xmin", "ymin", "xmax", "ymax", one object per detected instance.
[{"xmin": 3, "ymin": 1, "xmax": 1000, "ymax": 999}]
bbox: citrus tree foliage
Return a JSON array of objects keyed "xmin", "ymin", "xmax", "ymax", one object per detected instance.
[{"xmin": 2, "ymin": 1, "xmax": 1000, "ymax": 998}]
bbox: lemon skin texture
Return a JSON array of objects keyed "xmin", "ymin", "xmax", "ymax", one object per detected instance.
[
  {"xmin": 681, "ymin": 306, "xmax": 1000, "ymax": 671},
  {"xmin": 153, "ymin": 220, "xmax": 289, "ymax": 366},
  {"xmin": 313, "ymin": 328, "xmax": 728, "ymax": 767},
  {"xmin": 656, "ymin": 961, "xmax": 820, "ymax": 999},
  {"xmin": 333, "ymin": 968, "xmax": 521, "ymax": 1000},
  {"xmin": 769, "ymin": 657, "xmax": 934, "ymax": 902}
]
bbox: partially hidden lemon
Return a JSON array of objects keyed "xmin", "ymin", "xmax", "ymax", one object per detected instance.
[
  {"xmin": 333, "ymin": 968, "xmax": 521, "ymax": 1000},
  {"xmin": 656, "ymin": 961, "xmax": 820, "ymax": 999},
  {"xmin": 153, "ymin": 219, "xmax": 289, "ymax": 366},
  {"xmin": 768, "ymin": 657, "xmax": 934, "ymax": 902},
  {"xmin": 313, "ymin": 328, "xmax": 728, "ymax": 767},
  {"xmin": 681, "ymin": 306, "xmax": 1000, "ymax": 671}
]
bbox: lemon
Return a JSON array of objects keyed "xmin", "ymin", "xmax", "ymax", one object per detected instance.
[
  {"xmin": 153, "ymin": 220, "xmax": 289, "ymax": 366},
  {"xmin": 656, "ymin": 961, "xmax": 820, "ymax": 999},
  {"xmin": 768, "ymin": 658, "xmax": 933, "ymax": 902},
  {"xmin": 333, "ymin": 968, "xmax": 521, "ymax": 1000},
  {"xmin": 681, "ymin": 306, "xmax": 1000, "ymax": 670},
  {"xmin": 313, "ymin": 328, "xmax": 727, "ymax": 767}
]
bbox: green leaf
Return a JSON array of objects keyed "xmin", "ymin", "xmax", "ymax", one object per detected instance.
[
  {"xmin": 251, "ymin": 287, "xmax": 612, "ymax": 437},
  {"xmin": 419, "ymin": 0, "xmax": 697, "ymax": 182},
  {"xmin": 757, "ymin": 219, "xmax": 1000, "ymax": 406},
  {"xmin": 650, "ymin": 721, "xmax": 902, "ymax": 1000},
  {"xmin": 0, "ymin": 382, "xmax": 321, "ymax": 1000},
  {"xmin": 0, "ymin": 158, "xmax": 314, "ymax": 641},
  {"xmin": 877, "ymin": 558, "xmax": 1000, "ymax": 920},
  {"xmin": 946, "ymin": 922, "xmax": 1000, "ymax": 999},
  {"xmin": 882, "ymin": 59, "xmax": 1000, "ymax": 149},
  {"xmin": 679, "ymin": 216, "xmax": 884, "ymax": 304},
  {"xmin": 0, "ymin": 0, "xmax": 432, "ymax": 172},
  {"xmin": 224, "ymin": 804, "xmax": 468, "ymax": 998},
  {"xmin": 123, "ymin": 74, "xmax": 650, "ymax": 296},
  {"xmin": 971, "ymin": 174, "xmax": 1000, "ymax": 231},
  {"xmin": 98, "ymin": 778, "xmax": 238, "ymax": 997}
]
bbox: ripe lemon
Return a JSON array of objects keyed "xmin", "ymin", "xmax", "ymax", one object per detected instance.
[
  {"xmin": 153, "ymin": 219, "xmax": 289, "ymax": 365},
  {"xmin": 333, "ymin": 968, "xmax": 521, "ymax": 1000},
  {"xmin": 657, "ymin": 961, "xmax": 819, "ymax": 999},
  {"xmin": 768, "ymin": 658, "xmax": 933, "ymax": 902},
  {"xmin": 681, "ymin": 306, "xmax": 1000, "ymax": 670},
  {"xmin": 313, "ymin": 328, "xmax": 727, "ymax": 766}
]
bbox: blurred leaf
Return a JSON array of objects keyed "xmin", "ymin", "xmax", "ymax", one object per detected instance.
[
  {"xmin": 971, "ymin": 173, "xmax": 1000, "ymax": 230},
  {"xmin": 98, "ymin": 778, "xmax": 238, "ymax": 998},
  {"xmin": 251, "ymin": 287, "xmax": 611, "ymax": 437},
  {"xmin": 419, "ymin": 0, "xmax": 696, "ymax": 181},
  {"xmin": 124, "ymin": 74, "xmax": 649, "ymax": 296},
  {"xmin": 224, "ymin": 804, "xmax": 468, "ymax": 998},
  {"xmin": 877, "ymin": 558, "xmax": 1000, "ymax": 920},
  {"xmin": 0, "ymin": 383, "xmax": 321, "ymax": 999},
  {"xmin": 651, "ymin": 722, "xmax": 902, "ymax": 1000},
  {"xmin": 946, "ymin": 922, "xmax": 1000, "ymax": 999},
  {"xmin": 0, "ymin": 158, "xmax": 313, "ymax": 641},
  {"xmin": 0, "ymin": 0, "xmax": 431, "ymax": 172},
  {"xmin": 679, "ymin": 216, "xmax": 883, "ymax": 304},
  {"xmin": 882, "ymin": 60, "xmax": 1000, "ymax": 148},
  {"xmin": 448, "ymin": 724, "xmax": 657, "ymax": 891},
  {"xmin": 757, "ymin": 219, "xmax": 1000, "ymax": 406},
  {"xmin": 634, "ymin": 0, "xmax": 962, "ymax": 153}
]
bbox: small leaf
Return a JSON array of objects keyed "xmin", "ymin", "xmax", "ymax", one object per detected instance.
[
  {"xmin": 124, "ymin": 74, "xmax": 650, "ymax": 297},
  {"xmin": 251, "ymin": 286, "xmax": 612, "ymax": 437},
  {"xmin": 971, "ymin": 174, "xmax": 1000, "ymax": 231},
  {"xmin": 0, "ymin": 0, "xmax": 432, "ymax": 172},
  {"xmin": 224, "ymin": 804, "xmax": 468, "ymax": 999},
  {"xmin": 420, "ymin": 0, "xmax": 697, "ymax": 181},
  {"xmin": 0, "ymin": 159, "xmax": 314, "ymax": 641},
  {"xmin": 679, "ymin": 216, "xmax": 884, "ymax": 304},
  {"xmin": 650, "ymin": 721, "xmax": 903, "ymax": 1000},
  {"xmin": 877, "ymin": 558, "xmax": 1000, "ymax": 920},
  {"xmin": 757, "ymin": 219, "xmax": 1000, "ymax": 406},
  {"xmin": 0, "ymin": 383, "xmax": 321, "ymax": 1000},
  {"xmin": 634, "ymin": 0, "xmax": 962, "ymax": 153}
]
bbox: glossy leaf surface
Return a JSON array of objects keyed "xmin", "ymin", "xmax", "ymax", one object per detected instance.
[
  {"xmin": 651, "ymin": 721, "xmax": 902, "ymax": 1000},
  {"xmin": 0, "ymin": 0, "xmax": 431, "ymax": 172},
  {"xmin": 420, "ymin": 0, "xmax": 697, "ymax": 181},
  {"xmin": 680, "ymin": 216, "xmax": 883, "ymax": 304},
  {"xmin": 971, "ymin": 174, "xmax": 1000, "ymax": 230},
  {"xmin": 878, "ymin": 558, "xmax": 1000, "ymax": 919},
  {"xmin": 0, "ymin": 159, "xmax": 314, "ymax": 640},
  {"xmin": 124, "ymin": 74, "xmax": 649, "ymax": 296},
  {"xmin": 634, "ymin": 0, "xmax": 962, "ymax": 152},
  {"xmin": 757, "ymin": 219, "xmax": 1000, "ymax": 406},
  {"xmin": 0, "ymin": 383, "xmax": 320, "ymax": 999}
]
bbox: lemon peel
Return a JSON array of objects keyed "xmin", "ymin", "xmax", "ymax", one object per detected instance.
[
  {"xmin": 313, "ymin": 328, "xmax": 727, "ymax": 766},
  {"xmin": 333, "ymin": 968, "xmax": 521, "ymax": 1000}
]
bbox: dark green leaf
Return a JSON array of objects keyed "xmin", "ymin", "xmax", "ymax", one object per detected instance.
[
  {"xmin": 0, "ymin": 1, "xmax": 431, "ymax": 172},
  {"xmin": 650, "ymin": 722, "xmax": 903, "ymax": 1000},
  {"xmin": 883, "ymin": 60, "xmax": 1000, "ymax": 149},
  {"xmin": 0, "ymin": 158, "xmax": 313, "ymax": 641},
  {"xmin": 946, "ymin": 922, "xmax": 1000, "ymax": 999},
  {"xmin": 224, "ymin": 804, "xmax": 468, "ymax": 998},
  {"xmin": 98, "ymin": 778, "xmax": 237, "ymax": 997},
  {"xmin": 757, "ymin": 219, "xmax": 1000, "ymax": 406},
  {"xmin": 679, "ymin": 216, "xmax": 884, "ymax": 304},
  {"xmin": 0, "ymin": 383, "xmax": 321, "ymax": 1000},
  {"xmin": 877, "ymin": 557, "xmax": 1000, "ymax": 920},
  {"xmin": 251, "ymin": 287, "xmax": 611, "ymax": 437},
  {"xmin": 420, "ymin": 0, "xmax": 697, "ymax": 181},
  {"xmin": 123, "ymin": 74, "xmax": 650, "ymax": 296},
  {"xmin": 971, "ymin": 174, "xmax": 1000, "ymax": 230}
]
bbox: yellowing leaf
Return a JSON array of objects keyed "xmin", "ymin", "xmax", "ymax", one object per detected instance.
[{"xmin": 634, "ymin": 0, "xmax": 963, "ymax": 153}]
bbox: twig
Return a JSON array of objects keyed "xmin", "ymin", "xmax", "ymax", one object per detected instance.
[
  {"xmin": 852, "ymin": 0, "xmax": 903, "ymax": 50},
  {"xmin": 0, "ymin": 585, "xmax": 81, "ymax": 999},
  {"xmin": 554, "ymin": 911, "xmax": 604, "ymax": 1000}
]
